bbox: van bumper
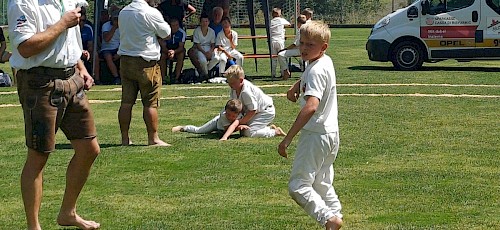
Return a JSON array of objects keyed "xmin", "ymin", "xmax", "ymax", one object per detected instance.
[{"xmin": 366, "ymin": 39, "xmax": 391, "ymax": 62}]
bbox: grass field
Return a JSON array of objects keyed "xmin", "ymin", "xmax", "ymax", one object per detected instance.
[{"xmin": 1, "ymin": 28, "xmax": 499, "ymax": 229}]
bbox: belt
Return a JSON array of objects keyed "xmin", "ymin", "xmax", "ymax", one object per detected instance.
[{"xmin": 27, "ymin": 66, "xmax": 76, "ymax": 79}]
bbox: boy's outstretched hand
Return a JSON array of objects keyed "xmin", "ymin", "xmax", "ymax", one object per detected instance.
[{"xmin": 278, "ymin": 138, "xmax": 291, "ymax": 158}]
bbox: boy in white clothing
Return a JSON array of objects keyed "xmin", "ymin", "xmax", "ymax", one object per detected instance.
[
  {"xmin": 193, "ymin": 14, "xmax": 218, "ymax": 80},
  {"xmin": 278, "ymin": 15, "xmax": 306, "ymax": 80},
  {"xmin": 278, "ymin": 21, "xmax": 343, "ymax": 230},
  {"xmin": 215, "ymin": 17, "xmax": 243, "ymax": 76},
  {"xmin": 269, "ymin": 7, "xmax": 291, "ymax": 79},
  {"xmin": 222, "ymin": 65, "xmax": 286, "ymax": 139},
  {"xmin": 172, "ymin": 99, "xmax": 243, "ymax": 140}
]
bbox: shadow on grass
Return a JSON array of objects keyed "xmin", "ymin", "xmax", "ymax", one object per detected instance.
[
  {"xmin": 55, "ymin": 143, "xmax": 134, "ymax": 150},
  {"xmin": 185, "ymin": 133, "xmax": 243, "ymax": 140},
  {"xmin": 349, "ymin": 65, "xmax": 500, "ymax": 72}
]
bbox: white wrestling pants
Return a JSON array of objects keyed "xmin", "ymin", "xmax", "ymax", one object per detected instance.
[
  {"xmin": 288, "ymin": 130, "xmax": 342, "ymax": 226},
  {"xmin": 241, "ymin": 105, "xmax": 276, "ymax": 138}
]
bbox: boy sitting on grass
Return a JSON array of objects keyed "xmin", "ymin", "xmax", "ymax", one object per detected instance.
[
  {"xmin": 172, "ymin": 99, "xmax": 243, "ymax": 140},
  {"xmin": 220, "ymin": 65, "xmax": 286, "ymax": 140}
]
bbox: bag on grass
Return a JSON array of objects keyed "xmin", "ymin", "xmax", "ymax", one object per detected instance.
[{"xmin": 0, "ymin": 71, "xmax": 12, "ymax": 87}]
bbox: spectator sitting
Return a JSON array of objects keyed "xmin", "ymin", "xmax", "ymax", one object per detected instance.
[
  {"xmin": 270, "ymin": 7, "xmax": 291, "ymax": 79},
  {"xmin": 80, "ymin": 14, "xmax": 94, "ymax": 74},
  {"xmin": 214, "ymin": 17, "xmax": 243, "ymax": 76},
  {"xmin": 202, "ymin": 0, "xmax": 230, "ymax": 21},
  {"xmin": 188, "ymin": 6, "xmax": 224, "ymax": 78},
  {"xmin": 192, "ymin": 14, "xmax": 218, "ymax": 80},
  {"xmin": 159, "ymin": 18, "xmax": 186, "ymax": 84},
  {"xmin": 100, "ymin": 8, "xmax": 121, "ymax": 85},
  {"xmin": 278, "ymin": 15, "xmax": 306, "ymax": 80},
  {"xmin": 157, "ymin": 0, "xmax": 196, "ymax": 30},
  {"xmin": 0, "ymin": 27, "xmax": 16, "ymax": 84}
]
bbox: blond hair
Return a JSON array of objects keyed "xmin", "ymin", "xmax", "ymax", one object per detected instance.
[
  {"xmin": 225, "ymin": 99, "xmax": 243, "ymax": 113},
  {"xmin": 272, "ymin": 8, "xmax": 282, "ymax": 17},
  {"xmin": 224, "ymin": 65, "xmax": 245, "ymax": 79},
  {"xmin": 300, "ymin": 20, "xmax": 330, "ymax": 43}
]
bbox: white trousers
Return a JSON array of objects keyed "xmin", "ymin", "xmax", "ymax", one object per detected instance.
[
  {"xmin": 278, "ymin": 48, "xmax": 301, "ymax": 72},
  {"xmin": 241, "ymin": 105, "xmax": 276, "ymax": 138},
  {"xmin": 196, "ymin": 47, "xmax": 219, "ymax": 76},
  {"xmin": 288, "ymin": 130, "xmax": 342, "ymax": 226},
  {"xmin": 216, "ymin": 49, "xmax": 244, "ymax": 74},
  {"xmin": 183, "ymin": 115, "xmax": 220, "ymax": 134},
  {"xmin": 271, "ymin": 40, "xmax": 285, "ymax": 77}
]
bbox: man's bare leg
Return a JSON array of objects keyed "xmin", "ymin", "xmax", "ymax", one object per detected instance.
[
  {"xmin": 21, "ymin": 148, "xmax": 50, "ymax": 230},
  {"xmin": 118, "ymin": 103, "xmax": 134, "ymax": 146},
  {"xmin": 57, "ymin": 138, "xmax": 100, "ymax": 230},
  {"xmin": 325, "ymin": 216, "xmax": 343, "ymax": 230},
  {"xmin": 143, "ymin": 106, "xmax": 170, "ymax": 146}
]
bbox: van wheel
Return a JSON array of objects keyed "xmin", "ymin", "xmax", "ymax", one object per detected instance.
[{"xmin": 391, "ymin": 41, "xmax": 424, "ymax": 71}]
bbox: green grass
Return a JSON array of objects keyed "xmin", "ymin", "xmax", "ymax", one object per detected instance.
[{"xmin": 1, "ymin": 28, "xmax": 500, "ymax": 229}]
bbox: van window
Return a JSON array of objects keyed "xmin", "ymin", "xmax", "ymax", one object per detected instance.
[
  {"xmin": 426, "ymin": 0, "xmax": 475, "ymax": 14},
  {"xmin": 486, "ymin": 0, "xmax": 500, "ymax": 14}
]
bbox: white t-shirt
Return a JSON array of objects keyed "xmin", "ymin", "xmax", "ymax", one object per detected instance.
[
  {"xmin": 118, "ymin": 0, "xmax": 171, "ymax": 61},
  {"xmin": 101, "ymin": 21, "xmax": 120, "ymax": 51},
  {"xmin": 215, "ymin": 30, "xmax": 238, "ymax": 51},
  {"xmin": 7, "ymin": 0, "xmax": 83, "ymax": 69},
  {"xmin": 230, "ymin": 79, "xmax": 273, "ymax": 114},
  {"xmin": 193, "ymin": 26, "xmax": 216, "ymax": 51},
  {"xmin": 270, "ymin": 17, "xmax": 290, "ymax": 42},
  {"xmin": 299, "ymin": 54, "xmax": 339, "ymax": 134}
]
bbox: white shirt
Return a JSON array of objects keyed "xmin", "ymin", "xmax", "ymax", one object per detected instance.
[
  {"xmin": 117, "ymin": 0, "xmax": 171, "ymax": 61},
  {"xmin": 270, "ymin": 17, "xmax": 290, "ymax": 42},
  {"xmin": 7, "ymin": 0, "xmax": 83, "ymax": 69},
  {"xmin": 230, "ymin": 79, "xmax": 273, "ymax": 114},
  {"xmin": 215, "ymin": 30, "xmax": 238, "ymax": 51},
  {"xmin": 293, "ymin": 29, "xmax": 301, "ymax": 47},
  {"xmin": 100, "ymin": 21, "xmax": 120, "ymax": 51},
  {"xmin": 193, "ymin": 26, "xmax": 215, "ymax": 50},
  {"xmin": 299, "ymin": 54, "xmax": 339, "ymax": 134}
]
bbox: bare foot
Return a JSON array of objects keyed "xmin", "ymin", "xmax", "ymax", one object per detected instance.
[
  {"xmin": 57, "ymin": 213, "xmax": 100, "ymax": 230},
  {"xmin": 274, "ymin": 127, "xmax": 287, "ymax": 136},
  {"xmin": 325, "ymin": 216, "xmax": 343, "ymax": 230},
  {"xmin": 148, "ymin": 139, "xmax": 171, "ymax": 147},
  {"xmin": 171, "ymin": 126, "xmax": 184, "ymax": 132}
]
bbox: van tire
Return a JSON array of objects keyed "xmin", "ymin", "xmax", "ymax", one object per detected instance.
[{"xmin": 391, "ymin": 41, "xmax": 424, "ymax": 71}]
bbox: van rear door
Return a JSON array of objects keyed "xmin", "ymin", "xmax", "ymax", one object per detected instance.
[{"xmin": 478, "ymin": 0, "xmax": 500, "ymax": 57}]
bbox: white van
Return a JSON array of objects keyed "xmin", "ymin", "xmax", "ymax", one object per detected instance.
[{"xmin": 366, "ymin": 0, "xmax": 500, "ymax": 70}]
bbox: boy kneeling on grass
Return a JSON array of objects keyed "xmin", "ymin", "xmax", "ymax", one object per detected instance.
[
  {"xmin": 221, "ymin": 65, "xmax": 286, "ymax": 140},
  {"xmin": 278, "ymin": 20, "xmax": 343, "ymax": 230},
  {"xmin": 172, "ymin": 99, "xmax": 243, "ymax": 140}
]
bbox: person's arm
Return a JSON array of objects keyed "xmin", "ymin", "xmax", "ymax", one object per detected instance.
[
  {"xmin": 103, "ymin": 22, "xmax": 118, "ymax": 42},
  {"xmin": 174, "ymin": 42, "xmax": 185, "ymax": 54},
  {"xmin": 278, "ymin": 96, "xmax": 319, "ymax": 158},
  {"xmin": 238, "ymin": 110, "xmax": 256, "ymax": 125},
  {"xmin": 76, "ymin": 59, "xmax": 94, "ymax": 90},
  {"xmin": 0, "ymin": 41, "xmax": 7, "ymax": 56},
  {"xmin": 17, "ymin": 8, "xmax": 82, "ymax": 58},
  {"xmin": 220, "ymin": 119, "xmax": 240, "ymax": 141},
  {"xmin": 184, "ymin": 4, "xmax": 196, "ymax": 20}
]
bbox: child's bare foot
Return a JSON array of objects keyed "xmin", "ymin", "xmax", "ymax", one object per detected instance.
[
  {"xmin": 148, "ymin": 139, "xmax": 171, "ymax": 147},
  {"xmin": 57, "ymin": 213, "xmax": 100, "ymax": 230},
  {"xmin": 171, "ymin": 126, "xmax": 184, "ymax": 132},
  {"xmin": 325, "ymin": 216, "xmax": 342, "ymax": 230},
  {"xmin": 274, "ymin": 127, "xmax": 286, "ymax": 136}
]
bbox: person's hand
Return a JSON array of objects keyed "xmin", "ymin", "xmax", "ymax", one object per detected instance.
[
  {"xmin": 204, "ymin": 51, "xmax": 212, "ymax": 59},
  {"xmin": 80, "ymin": 69, "xmax": 94, "ymax": 90},
  {"xmin": 238, "ymin": 125, "xmax": 250, "ymax": 130},
  {"xmin": 81, "ymin": 50, "xmax": 90, "ymax": 61},
  {"xmin": 287, "ymin": 87, "xmax": 300, "ymax": 102},
  {"xmin": 219, "ymin": 137, "xmax": 228, "ymax": 141},
  {"xmin": 61, "ymin": 7, "xmax": 82, "ymax": 28},
  {"xmin": 278, "ymin": 138, "xmax": 291, "ymax": 158}
]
